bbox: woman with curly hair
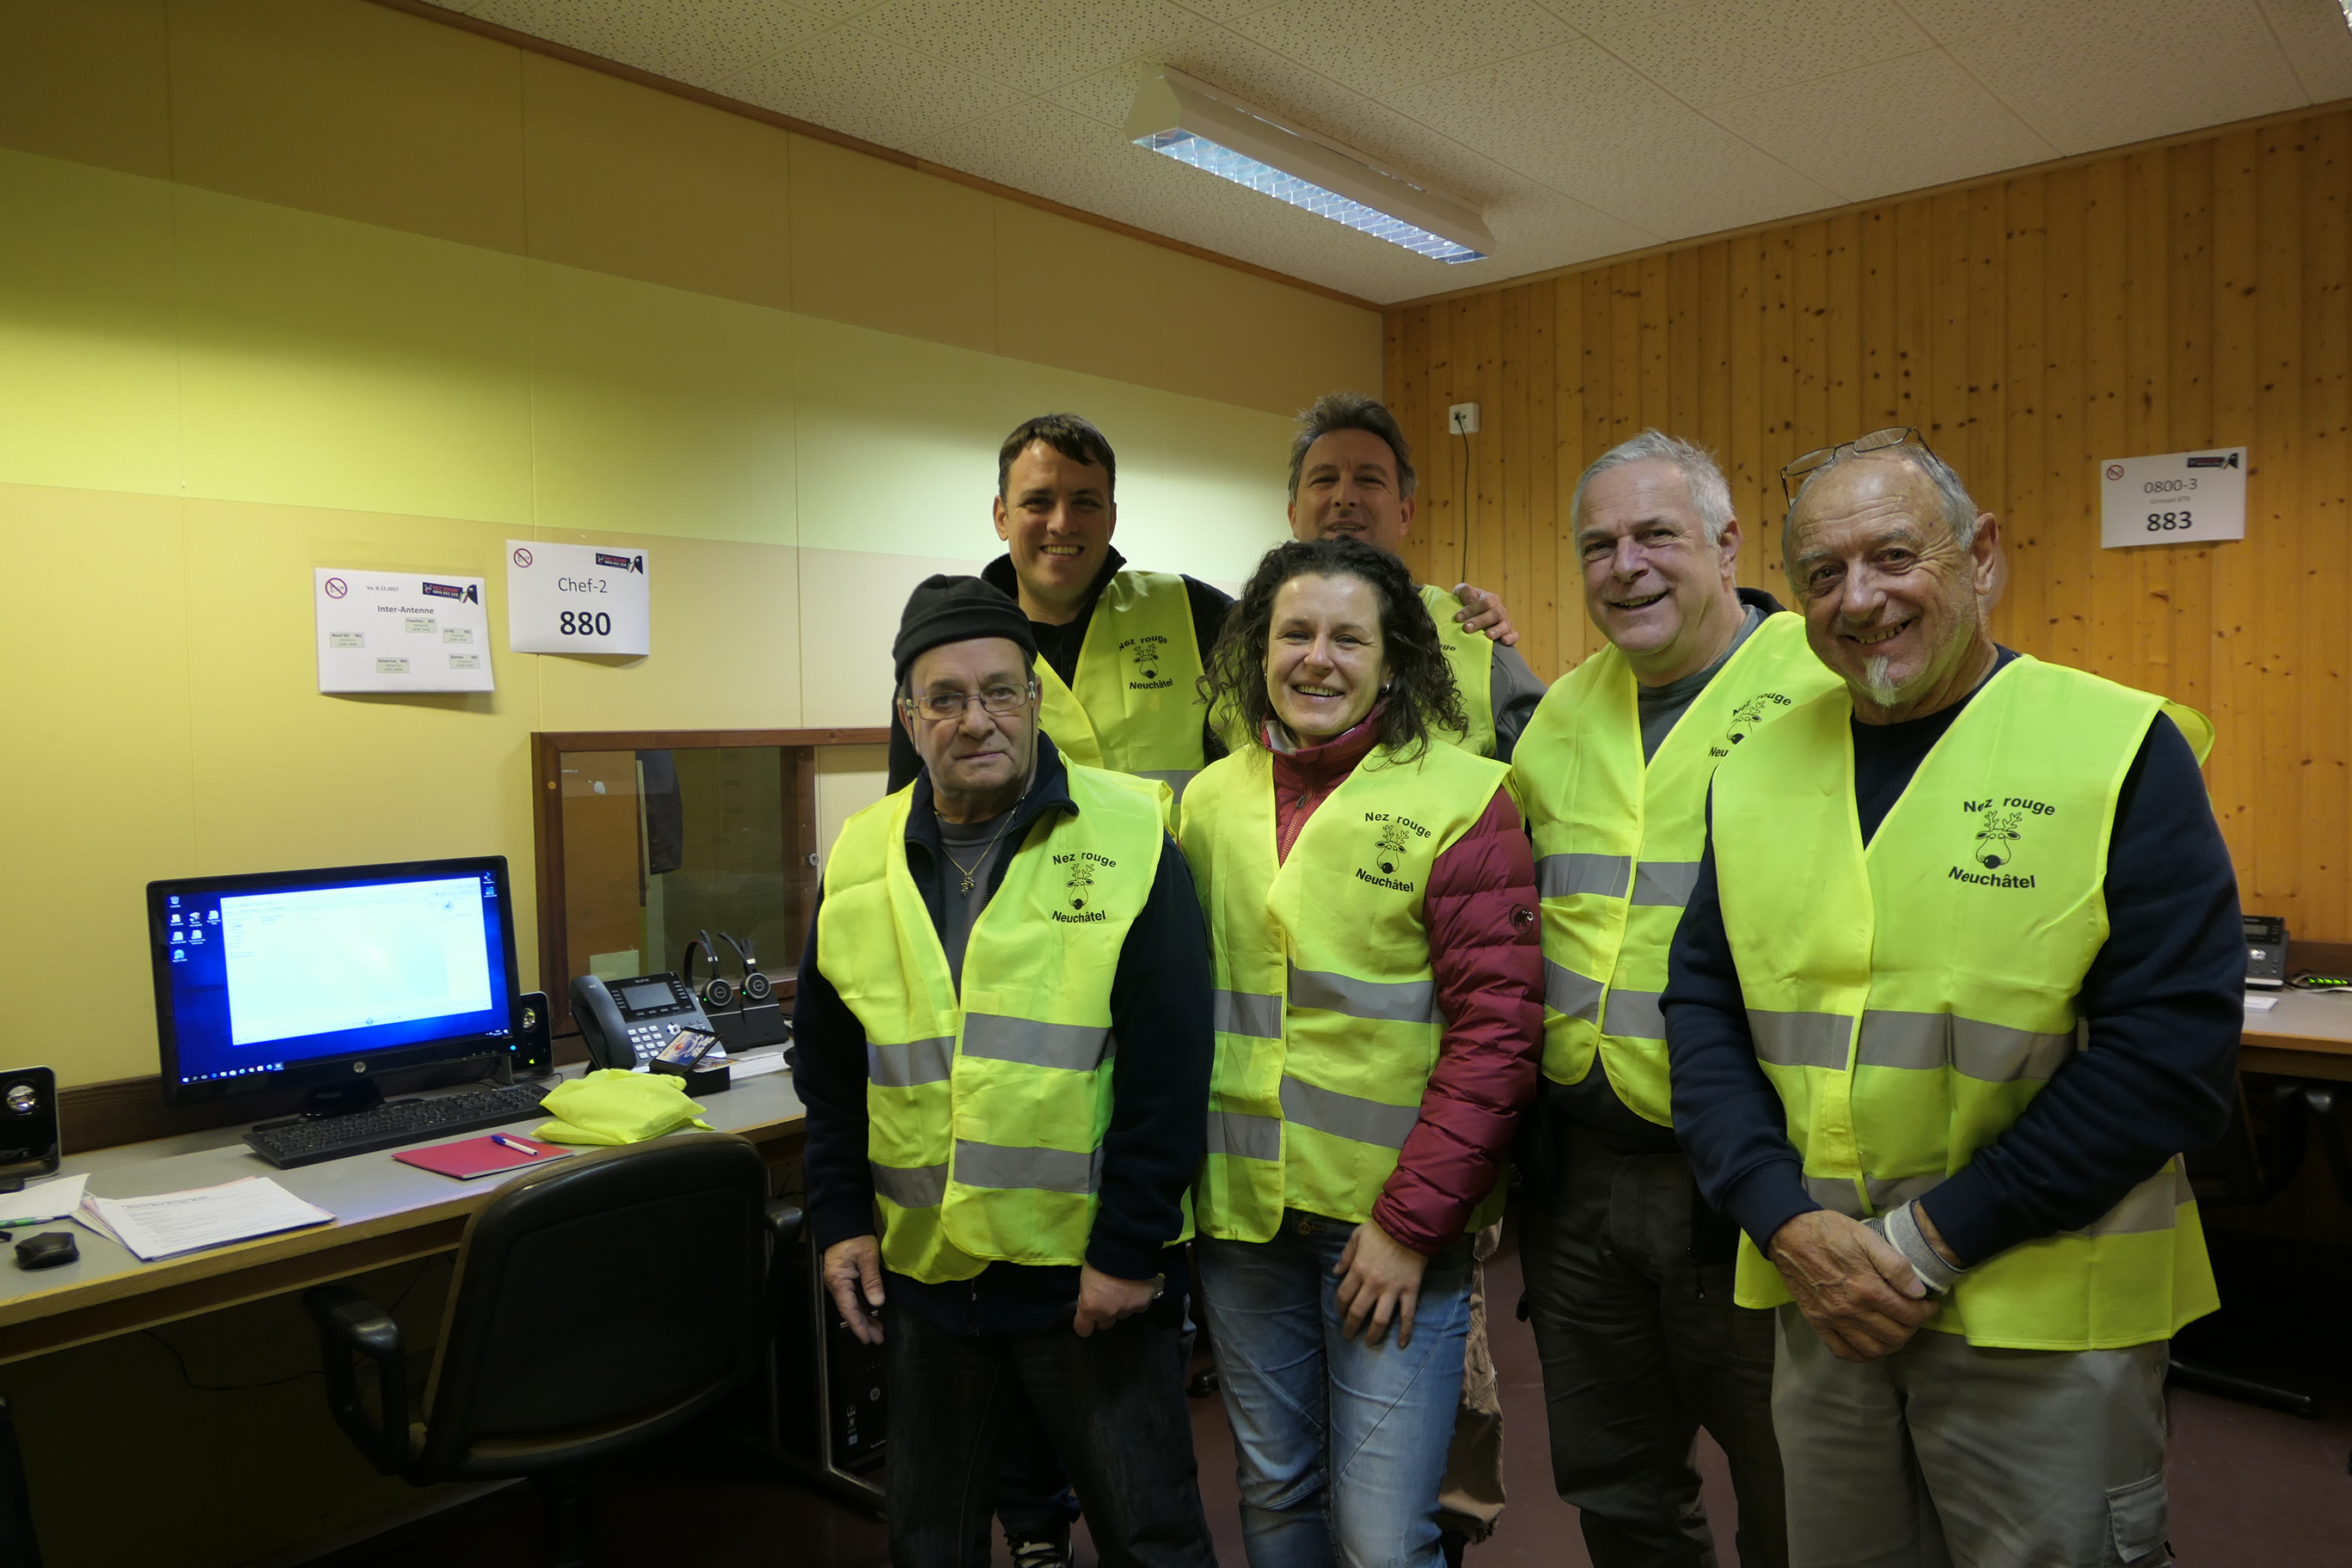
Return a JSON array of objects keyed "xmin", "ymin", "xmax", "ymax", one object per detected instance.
[{"xmin": 1178, "ymin": 536, "xmax": 1542, "ymax": 1568}]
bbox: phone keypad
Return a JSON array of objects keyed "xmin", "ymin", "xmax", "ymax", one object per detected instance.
[{"xmin": 626, "ymin": 1021, "xmax": 675, "ymax": 1063}]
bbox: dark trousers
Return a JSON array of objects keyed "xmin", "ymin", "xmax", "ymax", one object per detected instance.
[
  {"xmin": 1519, "ymin": 1122, "xmax": 1789, "ymax": 1568},
  {"xmin": 884, "ymin": 1296, "xmax": 1216, "ymax": 1568},
  {"xmin": 995, "ymin": 1393, "xmax": 1081, "ymax": 1541}
]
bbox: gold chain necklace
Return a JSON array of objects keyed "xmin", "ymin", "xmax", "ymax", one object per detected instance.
[{"xmin": 939, "ymin": 810, "xmax": 1015, "ymax": 897}]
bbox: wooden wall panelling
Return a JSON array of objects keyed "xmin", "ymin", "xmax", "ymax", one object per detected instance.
[
  {"xmin": 2300, "ymin": 114, "xmax": 2347, "ymax": 942},
  {"xmin": 1380, "ymin": 105, "xmax": 2352, "ymax": 940}
]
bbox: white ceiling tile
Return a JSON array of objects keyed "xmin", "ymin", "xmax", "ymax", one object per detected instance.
[
  {"xmin": 854, "ymin": 0, "xmax": 1207, "ymax": 93},
  {"xmin": 1232, "ymin": 0, "xmax": 1583, "ymax": 98},
  {"xmin": 1713, "ymin": 47, "xmax": 2060, "ymax": 202},
  {"xmin": 725, "ymin": 23, "xmax": 1032, "ymax": 148},
  {"xmin": 1395, "ymin": 39, "xmax": 1845, "ymax": 238},
  {"xmin": 2255, "ymin": 0, "xmax": 2352, "ymax": 101},
  {"xmin": 1920, "ymin": 0, "xmax": 2308, "ymax": 154},
  {"xmin": 478, "ymin": 0, "xmax": 833, "ymax": 83},
  {"xmin": 1545, "ymin": 0, "xmax": 1933, "ymax": 102}
]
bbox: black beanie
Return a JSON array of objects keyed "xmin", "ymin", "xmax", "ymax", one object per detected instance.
[{"xmin": 891, "ymin": 575, "xmax": 1037, "ymax": 686}]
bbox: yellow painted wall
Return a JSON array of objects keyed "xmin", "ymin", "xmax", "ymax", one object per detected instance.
[{"xmin": 0, "ymin": 0, "xmax": 1381, "ymax": 1095}]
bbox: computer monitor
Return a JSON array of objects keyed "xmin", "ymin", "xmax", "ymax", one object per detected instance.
[{"xmin": 149, "ymin": 856, "xmax": 520, "ymax": 1109}]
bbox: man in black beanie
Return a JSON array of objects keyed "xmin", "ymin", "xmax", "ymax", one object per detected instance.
[{"xmin": 792, "ymin": 576, "xmax": 1219, "ymax": 1568}]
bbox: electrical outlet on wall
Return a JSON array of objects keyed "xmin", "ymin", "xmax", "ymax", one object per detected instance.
[{"xmin": 1448, "ymin": 402, "xmax": 1481, "ymax": 434}]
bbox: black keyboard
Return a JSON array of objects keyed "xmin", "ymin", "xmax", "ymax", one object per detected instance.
[{"xmin": 243, "ymin": 1083, "xmax": 553, "ymax": 1169}]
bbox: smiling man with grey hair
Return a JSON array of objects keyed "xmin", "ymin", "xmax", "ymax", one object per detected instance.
[
  {"xmin": 1663, "ymin": 429, "xmax": 2242, "ymax": 1567},
  {"xmin": 1509, "ymin": 429, "xmax": 1837, "ymax": 1568}
]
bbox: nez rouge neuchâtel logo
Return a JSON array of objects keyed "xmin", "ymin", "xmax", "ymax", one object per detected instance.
[
  {"xmin": 1052, "ymin": 851, "xmax": 1114, "ymax": 923},
  {"xmin": 1356, "ymin": 812, "xmax": 1431, "ymax": 892},
  {"xmin": 1948, "ymin": 795, "xmax": 2054, "ymax": 889}
]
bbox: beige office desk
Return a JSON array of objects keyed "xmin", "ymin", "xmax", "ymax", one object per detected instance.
[
  {"xmin": 0, "ymin": 1063, "xmax": 805, "ymax": 1366},
  {"xmin": 2240, "ymin": 989, "xmax": 2352, "ymax": 1081}
]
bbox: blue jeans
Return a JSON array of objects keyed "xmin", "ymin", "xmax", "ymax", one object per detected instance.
[{"xmin": 1197, "ymin": 1212, "xmax": 1475, "ymax": 1568}]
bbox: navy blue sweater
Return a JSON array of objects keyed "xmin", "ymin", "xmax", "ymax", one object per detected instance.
[
  {"xmin": 793, "ymin": 735, "xmax": 1212, "ymax": 1336},
  {"xmin": 1664, "ymin": 650, "xmax": 2242, "ymax": 1267}
]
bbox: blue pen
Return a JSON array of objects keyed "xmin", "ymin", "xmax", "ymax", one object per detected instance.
[{"xmin": 490, "ymin": 1135, "xmax": 541, "ymax": 1156}]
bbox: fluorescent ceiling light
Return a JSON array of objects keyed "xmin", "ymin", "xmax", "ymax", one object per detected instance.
[{"xmin": 1126, "ymin": 68, "xmax": 1492, "ymax": 265}]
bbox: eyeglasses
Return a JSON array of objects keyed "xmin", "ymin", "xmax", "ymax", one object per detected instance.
[
  {"xmin": 902, "ymin": 680, "xmax": 1037, "ymax": 723},
  {"xmin": 1779, "ymin": 426, "xmax": 1937, "ymax": 505}
]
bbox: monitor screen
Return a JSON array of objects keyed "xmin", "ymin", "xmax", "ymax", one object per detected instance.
[{"xmin": 151, "ymin": 858, "xmax": 517, "ymax": 1099}]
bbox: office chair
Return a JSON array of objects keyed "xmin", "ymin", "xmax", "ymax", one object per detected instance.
[
  {"xmin": 305, "ymin": 1134, "xmax": 771, "ymax": 1567},
  {"xmin": 2170, "ymin": 1078, "xmax": 2346, "ymax": 1419},
  {"xmin": 0, "ymin": 1394, "xmax": 41, "ymax": 1568}
]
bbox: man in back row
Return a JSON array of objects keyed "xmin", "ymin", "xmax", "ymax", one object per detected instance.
[{"xmin": 885, "ymin": 407, "xmax": 1537, "ymax": 796}]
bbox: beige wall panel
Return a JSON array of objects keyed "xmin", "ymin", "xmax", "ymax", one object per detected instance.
[
  {"xmin": 179, "ymin": 499, "xmax": 528, "ymax": 880},
  {"xmin": 992, "ymin": 198, "xmax": 1164, "ymax": 389},
  {"xmin": 788, "ymin": 133, "xmax": 997, "ymax": 356},
  {"xmin": 799, "ymin": 547, "xmax": 987, "ymax": 728},
  {"xmin": 0, "ymin": 0, "xmax": 172, "ymax": 179},
  {"xmin": 174, "ymin": 186, "xmax": 536, "ymax": 524},
  {"xmin": 791, "ymin": 315, "xmax": 1011, "ymax": 558},
  {"xmin": 1159, "ymin": 247, "xmax": 1383, "ymax": 418},
  {"xmin": 815, "ymin": 744, "xmax": 892, "ymax": 873},
  {"xmin": 166, "ymin": 0, "xmax": 526, "ymax": 254},
  {"xmin": 520, "ymin": 53, "xmax": 793, "ymax": 312},
  {"xmin": 530, "ymin": 532, "xmax": 804, "ymax": 732},
  {"xmin": 0, "ymin": 484, "xmax": 194, "ymax": 1087},
  {"xmin": 529, "ymin": 261, "xmax": 798, "ymax": 546},
  {"xmin": 0, "ymin": 151, "xmax": 181, "ymax": 497}
]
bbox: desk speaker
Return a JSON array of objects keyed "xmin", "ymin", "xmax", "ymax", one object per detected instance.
[{"xmin": 0, "ymin": 1069, "xmax": 58, "ymax": 1194}]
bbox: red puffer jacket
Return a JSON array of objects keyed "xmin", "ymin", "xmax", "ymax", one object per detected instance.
[{"xmin": 1269, "ymin": 708, "xmax": 1542, "ymax": 1254}]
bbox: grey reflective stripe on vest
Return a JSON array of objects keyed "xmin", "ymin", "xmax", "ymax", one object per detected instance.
[
  {"xmin": 1804, "ymin": 1173, "xmax": 1945, "ymax": 1218},
  {"xmin": 1602, "ymin": 987, "xmax": 1665, "ymax": 1041},
  {"xmin": 867, "ymin": 1036, "xmax": 953, "ymax": 1088},
  {"xmin": 1631, "ymin": 861, "xmax": 1702, "ymax": 908},
  {"xmin": 1539, "ymin": 853, "xmax": 1632, "ymax": 900},
  {"xmin": 1856, "ymin": 1010, "xmax": 2075, "ymax": 1083},
  {"xmin": 2078, "ymin": 1162, "xmax": 2192, "ymax": 1236},
  {"xmin": 1749, "ymin": 1010, "xmax": 1854, "ymax": 1070},
  {"xmin": 1545, "ymin": 959, "xmax": 1604, "ymax": 1023},
  {"xmin": 872, "ymin": 1161, "xmax": 947, "ymax": 1209},
  {"xmin": 1215, "ymin": 989, "xmax": 1283, "ymax": 1040},
  {"xmin": 1279, "ymin": 1076, "xmax": 1420, "ymax": 1150},
  {"xmin": 953, "ymin": 1139, "xmax": 1103, "ymax": 1194},
  {"xmin": 1136, "ymin": 769, "xmax": 1196, "ymax": 803},
  {"xmin": 1289, "ymin": 963, "xmax": 1436, "ymax": 1025},
  {"xmin": 1206, "ymin": 1109, "xmax": 1282, "ymax": 1161},
  {"xmin": 961, "ymin": 1014, "xmax": 1114, "ymax": 1073}
]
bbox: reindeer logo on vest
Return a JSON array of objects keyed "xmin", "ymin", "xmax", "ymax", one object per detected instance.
[
  {"xmin": 1054, "ymin": 851, "xmax": 1114, "ymax": 922},
  {"xmin": 1123, "ymin": 634, "xmax": 1173, "ymax": 691},
  {"xmin": 1357, "ymin": 812, "xmax": 1430, "ymax": 893},
  {"xmin": 1712, "ymin": 692, "xmax": 1792, "ymax": 757},
  {"xmin": 1949, "ymin": 796, "xmax": 2052, "ymax": 890}
]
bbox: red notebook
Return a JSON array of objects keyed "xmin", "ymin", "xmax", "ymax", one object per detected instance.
[{"xmin": 395, "ymin": 1134, "xmax": 572, "ymax": 1180}]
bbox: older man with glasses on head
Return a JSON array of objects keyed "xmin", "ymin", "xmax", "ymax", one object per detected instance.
[
  {"xmin": 1663, "ymin": 428, "xmax": 2240, "ymax": 1568},
  {"xmin": 793, "ymin": 576, "xmax": 1219, "ymax": 1568}
]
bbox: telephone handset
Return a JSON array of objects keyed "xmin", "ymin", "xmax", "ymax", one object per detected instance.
[{"xmin": 569, "ymin": 972, "xmax": 719, "ymax": 1071}]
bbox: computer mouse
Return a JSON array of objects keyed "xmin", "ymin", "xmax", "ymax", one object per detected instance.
[{"xmin": 14, "ymin": 1231, "xmax": 76, "ymax": 1270}]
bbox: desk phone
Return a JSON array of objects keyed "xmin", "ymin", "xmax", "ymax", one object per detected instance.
[{"xmin": 571, "ymin": 973, "xmax": 720, "ymax": 1070}]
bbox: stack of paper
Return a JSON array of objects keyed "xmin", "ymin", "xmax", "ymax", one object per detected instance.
[
  {"xmin": 76, "ymin": 1177, "xmax": 334, "ymax": 1263},
  {"xmin": 0, "ymin": 1173, "xmax": 87, "ymax": 1231}
]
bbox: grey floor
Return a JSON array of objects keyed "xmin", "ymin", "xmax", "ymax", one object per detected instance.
[{"xmin": 317, "ymin": 1225, "xmax": 2352, "ymax": 1567}]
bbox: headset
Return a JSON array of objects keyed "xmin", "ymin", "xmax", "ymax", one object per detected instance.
[
  {"xmin": 681, "ymin": 930, "xmax": 735, "ymax": 1012},
  {"xmin": 719, "ymin": 932, "xmax": 774, "ymax": 1006}
]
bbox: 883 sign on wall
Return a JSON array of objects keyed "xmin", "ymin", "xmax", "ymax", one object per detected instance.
[
  {"xmin": 2099, "ymin": 449, "xmax": 2247, "ymax": 550},
  {"xmin": 506, "ymin": 541, "xmax": 652, "ymax": 655}
]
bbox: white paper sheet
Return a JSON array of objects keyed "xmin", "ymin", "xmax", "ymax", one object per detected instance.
[
  {"xmin": 78, "ymin": 1177, "xmax": 334, "ymax": 1263},
  {"xmin": 505, "ymin": 541, "xmax": 651, "ymax": 655},
  {"xmin": 315, "ymin": 568, "xmax": 494, "ymax": 693},
  {"xmin": 0, "ymin": 1173, "xmax": 85, "ymax": 1229}
]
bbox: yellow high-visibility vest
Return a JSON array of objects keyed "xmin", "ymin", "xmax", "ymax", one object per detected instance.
[
  {"xmin": 1180, "ymin": 740, "xmax": 1512, "ymax": 1242},
  {"xmin": 1036, "ymin": 569, "xmax": 1206, "ymax": 798},
  {"xmin": 1511, "ymin": 612, "xmax": 1838, "ymax": 1123},
  {"xmin": 817, "ymin": 764, "xmax": 1172, "ymax": 1283},
  {"xmin": 1711, "ymin": 655, "xmax": 2219, "ymax": 1350},
  {"xmin": 1419, "ymin": 585, "xmax": 1497, "ymax": 757}
]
